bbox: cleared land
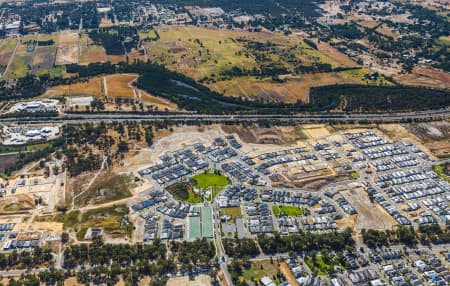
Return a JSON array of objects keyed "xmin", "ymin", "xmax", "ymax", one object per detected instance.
[
  {"xmin": 79, "ymin": 34, "xmax": 107, "ymax": 65},
  {"xmin": 44, "ymin": 73, "xmax": 178, "ymax": 111},
  {"xmin": 221, "ymin": 124, "xmax": 305, "ymax": 144},
  {"xmin": 60, "ymin": 205, "xmax": 132, "ymax": 240},
  {"xmin": 0, "ymin": 154, "xmax": 18, "ymax": 173},
  {"xmin": 32, "ymin": 45, "xmax": 57, "ymax": 75},
  {"xmin": 342, "ymin": 188, "xmax": 397, "ymax": 232},
  {"xmin": 31, "ymin": 33, "xmax": 58, "ymax": 75},
  {"xmin": 166, "ymin": 274, "xmax": 211, "ymax": 286},
  {"xmin": 0, "ymin": 194, "xmax": 35, "ymax": 214},
  {"xmin": 48, "ymin": 76, "xmax": 103, "ymax": 97},
  {"xmin": 396, "ymin": 66, "xmax": 450, "ymax": 89},
  {"xmin": 211, "ymin": 72, "xmax": 363, "ymax": 103},
  {"xmin": 74, "ymin": 172, "xmax": 134, "ymax": 207},
  {"xmin": 105, "ymin": 74, "xmax": 137, "ymax": 98},
  {"xmin": 406, "ymin": 122, "xmax": 450, "ymax": 158},
  {"xmin": 55, "ymin": 30, "xmax": 79, "ymax": 65}
]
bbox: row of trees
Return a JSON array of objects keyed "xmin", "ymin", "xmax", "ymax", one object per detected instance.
[
  {"xmin": 0, "ymin": 247, "xmax": 53, "ymax": 270},
  {"xmin": 258, "ymin": 228, "xmax": 354, "ymax": 254},
  {"xmin": 362, "ymin": 224, "xmax": 450, "ymax": 248},
  {"xmin": 310, "ymin": 84, "xmax": 450, "ymax": 112},
  {"xmin": 63, "ymin": 237, "xmax": 215, "ymax": 284}
]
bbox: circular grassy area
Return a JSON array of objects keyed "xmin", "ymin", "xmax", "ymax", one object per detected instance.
[{"xmin": 192, "ymin": 172, "xmax": 229, "ymax": 189}]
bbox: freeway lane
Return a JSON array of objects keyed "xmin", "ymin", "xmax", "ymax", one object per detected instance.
[{"xmin": 0, "ymin": 108, "xmax": 449, "ymax": 124}]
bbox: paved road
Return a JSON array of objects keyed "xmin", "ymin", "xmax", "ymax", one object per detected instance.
[{"xmin": 1, "ymin": 108, "xmax": 449, "ymax": 124}]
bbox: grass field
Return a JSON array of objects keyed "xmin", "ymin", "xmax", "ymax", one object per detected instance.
[
  {"xmin": 304, "ymin": 256, "xmax": 333, "ymax": 275},
  {"xmin": 45, "ymin": 73, "xmax": 179, "ymax": 111},
  {"xmin": 438, "ymin": 35, "xmax": 450, "ymax": 46},
  {"xmin": 432, "ymin": 164, "xmax": 450, "ymax": 183},
  {"xmin": 140, "ymin": 91, "xmax": 178, "ymax": 111},
  {"xmin": 76, "ymin": 205, "xmax": 131, "ymax": 240},
  {"xmin": 105, "ymin": 74, "xmax": 137, "ymax": 98},
  {"xmin": 221, "ymin": 207, "xmax": 242, "ymax": 218},
  {"xmin": 241, "ymin": 260, "xmax": 282, "ymax": 284},
  {"xmin": 351, "ymin": 171, "xmax": 360, "ymax": 179},
  {"xmin": 272, "ymin": 205, "xmax": 304, "ymax": 217},
  {"xmin": 59, "ymin": 210, "xmax": 80, "ymax": 229},
  {"xmin": 50, "ymin": 76, "xmax": 103, "ymax": 97},
  {"xmin": 192, "ymin": 172, "xmax": 228, "ymax": 202},
  {"xmin": 211, "ymin": 72, "xmax": 363, "ymax": 103},
  {"xmin": 74, "ymin": 173, "xmax": 133, "ymax": 206},
  {"xmin": 79, "ymin": 34, "xmax": 107, "ymax": 65},
  {"xmin": 0, "ymin": 38, "xmax": 17, "ymax": 75},
  {"xmin": 143, "ymin": 26, "xmax": 257, "ymax": 80},
  {"xmin": 6, "ymin": 36, "xmax": 37, "ymax": 79},
  {"xmin": 193, "ymin": 172, "xmax": 229, "ymax": 188},
  {"xmin": 144, "ymin": 26, "xmax": 354, "ymax": 83}
]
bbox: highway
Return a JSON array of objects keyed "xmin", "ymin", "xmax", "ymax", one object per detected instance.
[{"xmin": 0, "ymin": 107, "xmax": 449, "ymax": 124}]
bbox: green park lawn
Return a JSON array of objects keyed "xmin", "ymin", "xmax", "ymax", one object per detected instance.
[
  {"xmin": 272, "ymin": 205, "xmax": 304, "ymax": 217},
  {"xmin": 192, "ymin": 172, "xmax": 229, "ymax": 188}
]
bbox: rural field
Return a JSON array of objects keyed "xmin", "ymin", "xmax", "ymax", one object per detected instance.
[
  {"xmin": 44, "ymin": 73, "xmax": 179, "ymax": 111},
  {"xmin": 0, "ymin": 38, "xmax": 17, "ymax": 75},
  {"xmin": 127, "ymin": 47, "xmax": 148, "ymax": 63},
  {"xmin": 105, "ymin": 73, "xmax": 137, "ymax": 98},
  {"xmin": 32, "ymin": 45, "xmax": 57, "ymax": 74},
  {"xmin": 142, "ymin": 26, "xmax": 368, "ymax": 103},
  {"xmin": 79, "ymin": 34, "xmax": 107, "ymax": 65},
  {"xmin": 55, "ymin": 30, "xmax": 79, "ymax": 65},
  {"xmin": 48, "ymin": 76, "xmax": 103, "ymax": 97},
  {"xmin": 142, "ymin": 26, "xmax": 258, "ymax": 80},
  {"xmin": 210, "ymin": 72, "xmax": 365, "ymax": 103},
  {"xmin": 6, "ymin": 35, "xmax": 37, "ymax": 79},
  {"xmin": 143, "ymin": 26, "xmax": 357, "ymax": 83},
  {"xmin": 31, "ymin": 33, "xmax": 59, "ymax": 75}
]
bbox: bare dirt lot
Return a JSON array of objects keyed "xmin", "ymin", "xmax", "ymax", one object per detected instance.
[
  {"xmin": 342, "ymin": 188, "xmax": 397, "ymax": 232},
  {"xmin": 79, "ymin": 35, "xmax": 107, "ymax": 65},
  {"xmin": 221, "ymin": 125, "xmax": 307, "ymax": 144},
  {"xmin": 140, "ymin": 91, "xmax": 178, "ymax": 111},
  {"xmin": 32, "ymin": 45, "xmax": 57, "ymax": 74},
  {"xmin": 0, "ymin": 194, "xmax": 35, "ymax": 214},
  {"xmin": 55, "ymin": 30, "xmax": 79, "ymax": 65},
  {"xmin": 166, "ymin": 275, "xmax": 211, "ymax": 286},
  {"xmin": 405, "ymin": 121, "xmax": 450, "ymax": 158},
  {"xmin": 302, "ymin": 125, "xmax": 330, "ymax": 139},
  {"xmin": 395, "ymin": 67, "xmax": 450, "ymax": 90}
]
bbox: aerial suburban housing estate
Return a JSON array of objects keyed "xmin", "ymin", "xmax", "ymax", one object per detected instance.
[{"xmin": 0, "ymin": 0, "xmax": 448, "ymax": 285}]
